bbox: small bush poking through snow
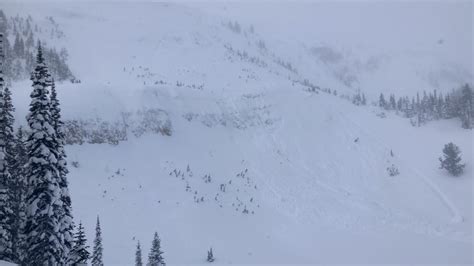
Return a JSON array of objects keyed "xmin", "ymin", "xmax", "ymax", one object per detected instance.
[
  {"xmin": 207, "ymin": 247, "xmax": 214, "ymax": 263},
  {"xmin": 71, "ymin": 161, "xmax": 80, "ymax": 168},
  {"xmin": 387, "ymin": 164, "xmax": 400, "ymax": 176}
]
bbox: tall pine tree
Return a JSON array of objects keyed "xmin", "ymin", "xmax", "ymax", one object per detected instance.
[
  {"xmin": 10, "ymin": 126, "xmax": 28, "ymax": 263},
  {"xmin": 379, "ymin": 93, "xmax": 387, "ymax": 109},
  {"xmin": 2, "ymin": 87, "xmax": 25, "ymax": 264},
  {"xmin": 2, "ymin": 87, "xmax": 15, "ymax": 168},
  {"xmin": 69, "ymin": 222, "xmax": 90, "ymax": 265},
  {"xmin": 50, "ymin": 78, "xmax": 74, "ymax": 258},
  {"xmin": 148, "ymin": 232, "xmax": 165, "ymax": 266},
  {"xmin": 24, "ymin": 43, "xmax": 67, "ymax": 265},
  {"xmin": 460, "ymin": 84, "xmax": 473, "ymax": 129},
  {"xmin": 135, "ymin": 241, "xmax": 143, "ymax": 266},
  {"xmin": 91, "ymin": 216, "xmax": 104, "ymax": 266},
  {"xmin": 0, "ymin": 32, "xmax": 14, "ymax": 262}
]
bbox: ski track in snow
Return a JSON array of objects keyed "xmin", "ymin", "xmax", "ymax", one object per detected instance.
[
  {"xmin": 245, "ymin": 91, "xmax": 468, "ymax": 242},
  {"xmin": 412, "ymin": 169, "xmax": 463, "ymax": 224},
  {"xmin": 338, "ymin": 110, "xmax": 463, "ymax": 224}
]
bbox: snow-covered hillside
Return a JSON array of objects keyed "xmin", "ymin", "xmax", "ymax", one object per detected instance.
[{"xmin": 2, "ymin": 2, "xmax": 472, "ymax": 265}]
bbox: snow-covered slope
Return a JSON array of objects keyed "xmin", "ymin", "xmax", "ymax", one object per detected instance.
[
  {"xmin": 0, "ymin": 260, "xmax": 17, "ymax": 266},
  {"xmin": 2, "ymin": 2, "xmax": 473, "ymax": 265}
]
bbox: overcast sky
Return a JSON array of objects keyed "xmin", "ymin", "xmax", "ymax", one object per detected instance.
[{"xmin": 191, "ymin": 1, "xmax": 472, "ymax": 70}]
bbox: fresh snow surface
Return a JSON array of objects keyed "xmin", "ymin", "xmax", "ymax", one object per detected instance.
[
  {"xmin": 0, "ymin": 260, "xmax": 17, "ymax": 266},
  {"xmin": 2, "ymin": 2, "xmax": 473, "ymax": 265}
]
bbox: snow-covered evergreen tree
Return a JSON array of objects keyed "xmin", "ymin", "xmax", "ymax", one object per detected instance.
[
  {"xmin": 23, "ymin": 43, "xmax": 67, "ymax": 265},
  {"xmin": 389, "ymin": 94, "xmax": 396, "ymax": 110},
  {"xmin": 0, "ymin": 32, "xmax": 14, "ymax": 262},
  {"xmin": 0, "ymin": 123, "xmax": 13, "ymax": 262},
  {"xmin": 379, "ymin": 93, "xmax": 387, "ymax": 109},
  {"xmin": 2, "ymin": 86, "xmax": 26, "ymax": 264},
  {"xmin": 2, "ymin": 87, "xmax": 15, "ymax": 166},
  {"xmin": 0, "ymin": 11, "xmax": 7, "ymax": 34},
  {"xmin": 26, "ymin": 31, "xmax": 34, "ymax": 49},
  {"xmin": 91, "ymin": 216, "xmax": 104, "ymax": 266},
  {"xmin": 148, "ymin": 232, "xmax": 165, "ymax": 266},
  {"xmin": 439, "ymin": 143, "xmax": 465, "ymax": 176},
  {"xmin": 50, "ymin": 78, "xmax": 75, "ymax": 257},
  {"xmin": 459, "ymin": 84, "xmax": 473, "ymax": 129},
  {"xmin": 13, "ymin": 34, "xmax": 22, "ymax": 58},
  {"xmin": 135, "ymin": 241, "xmax": 143, "ymax": 266},
  {"xmin": 69, "ymin": 222, "xmax": 90, "ymax": 265},
  {"xmin": 0, "ymin": 10, "xmax": 75, "ymax": 82},
  {"xmin": 10, "ymin": 126, "xmax": 28, "ymax": 263}
]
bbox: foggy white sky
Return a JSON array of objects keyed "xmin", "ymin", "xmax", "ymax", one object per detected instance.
[{"xmin": 190, "ymin": 1, "xmax": 472, "ymax": 70}]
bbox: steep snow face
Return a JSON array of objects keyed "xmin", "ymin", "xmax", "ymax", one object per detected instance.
[{"xmin": 3, "ymin": 2, "xmax": 473, "ymax": 265}]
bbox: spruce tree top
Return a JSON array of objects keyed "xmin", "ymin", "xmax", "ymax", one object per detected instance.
[
  {"xmin": 28, "ymin": 43, "xmax": 54, "ymax": 134},
  {"xmin": 148, "ymin": 232, "xmax": 165, "ymax": 266},
  {"xmin": 23, "ymin": 43, "xmax": 65, "ymax": 265},
  {"xmin": 2, "ymin": 87, "xmax": 16, "ymax": 168},
  {"xmin": 0, "ymin": 52, "xmax": 14, "ymax": 259},
  {"xmin": 135, "ymin": 241, "xmax": 143, "ymax": 266},
  {"xmin": 25, "ymin": 42, "xmax": 58, "ymax": 184},
  {"xmin": 91, "ymin": 215, "xmax": 104, "ymax": 266},
  {"xmin": 70, "ymin": 222, "xmax": 90, "ymax": 264},
  {"xmin": 50, "ymin": 79, "xmax": 63, "ymax": 133}
]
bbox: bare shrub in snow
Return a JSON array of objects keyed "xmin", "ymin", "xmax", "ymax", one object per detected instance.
[
  {"xmin": 207, "ymin": 248, "xmax": 214, "ymax": 262},
  {"xmin": 387, "ymin": 164, "xmax": 400, "ymax": 176},
  {"xmin": 62, "ymin": 108, "xmax": 172, "ymax": 145}
]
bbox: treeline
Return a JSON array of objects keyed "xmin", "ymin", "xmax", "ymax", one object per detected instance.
[
  {"xmin": 0, "ymin": 9, "xmax": 75, "ymax": 82},
  {"xmin": 378, "ymin": 84, "xmax": 473, "ymax": 129},
  {"xmin": 134, "ymin": 232, "xmax": 215, "ymax": 265}
]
